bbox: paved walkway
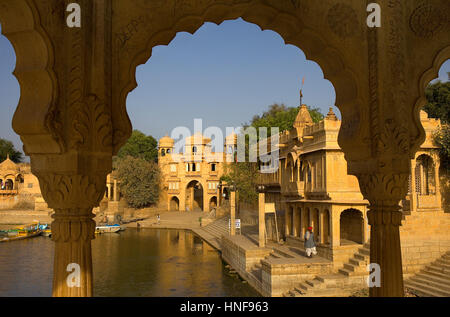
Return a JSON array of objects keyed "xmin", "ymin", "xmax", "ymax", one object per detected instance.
[
  {"xmin": 125, "ymin": 211, "xmax": 206, "ymax": 230},
  {"xmin": 0, "ymin": 210, "xmax": 52, "ymax": 226}
]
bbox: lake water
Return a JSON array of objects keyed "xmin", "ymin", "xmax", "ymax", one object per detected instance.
[{"xmin": 0, "ymin": 229, "xmax": 260, "ymax": 297}]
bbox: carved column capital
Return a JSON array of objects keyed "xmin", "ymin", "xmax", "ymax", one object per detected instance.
[
  {"xmin": 51, "ymin": 212, "xmax": 96, "ymax": 243},
  {"xmin": 357, "ymin": 172, "xmax": 409, "ymax": 206}
]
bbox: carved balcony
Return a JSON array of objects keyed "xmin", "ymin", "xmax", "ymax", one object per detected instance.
[{"xmin": 281, "ymin": 181, "xmax": 304, "ymax": 197}]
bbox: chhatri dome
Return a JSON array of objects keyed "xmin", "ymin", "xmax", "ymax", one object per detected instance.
[
  {"xmin": 0, "ymin": 154, "xmax": 19, "ymax": 172},
  {"xmin": 159, "ymin": 134, "xmax": 174, "ymax": 148}
]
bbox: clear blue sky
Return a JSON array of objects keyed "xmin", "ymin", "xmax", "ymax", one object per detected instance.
[{"xmin": 1, "ymin": 18, "xmax": 449, "ymax": 159}]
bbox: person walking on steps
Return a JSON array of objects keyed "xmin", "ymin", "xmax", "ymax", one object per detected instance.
[{"xmin": 304, "ymin": 226, "xmax": 317, "ymax": 258}]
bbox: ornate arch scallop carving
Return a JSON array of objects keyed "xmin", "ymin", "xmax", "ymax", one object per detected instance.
[
  {"xmin": 112, "ymin": 0, "xmax": 363, "ymax": 155},
  {"xmin": 0, "ymin": 0, "xmax": 62, "ymax": 155},
  {"xmin": 412, "ymin": 45, "xmax": 450, "ymax": 154},
  {"xmin": 405, "ymin": 0, "xmax": 450, "ymax": 160}
]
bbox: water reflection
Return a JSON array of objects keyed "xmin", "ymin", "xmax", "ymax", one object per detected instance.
[{"xmin": 0, "ymin": 229, "xmax": 259, "ymax": 297}]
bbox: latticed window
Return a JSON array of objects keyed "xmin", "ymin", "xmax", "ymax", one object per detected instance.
[{"xmin": 415, "ymin": 155, "xmax": 436, "ymax": 195}]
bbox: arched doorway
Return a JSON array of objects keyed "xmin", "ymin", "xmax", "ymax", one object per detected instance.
[
  {"xmin": 209, "ymin": 196, "xmax": 217, "ymax": 210},
  {"xmin": 170, "ymin": 196, "xmax": 180, "ymax": 211},
  {"xmin": 5, "ymin": 179, "xmax": 13, "ymax": 190},
  {"xmin": 186, "ymin": 180, "xmax": 203, "ymax": 212},
  {"xmin": 340, "ymin": 209, "xmax": 364, "ymax": 245}
]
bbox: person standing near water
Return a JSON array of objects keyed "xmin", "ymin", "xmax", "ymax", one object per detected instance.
[
  {"xmin": 157, "ymin": 214, "xmax": 160, "ymax": 225},
  {"xmin": 304, "ymin": 226, "xmax": 317, "ymax": 258}
]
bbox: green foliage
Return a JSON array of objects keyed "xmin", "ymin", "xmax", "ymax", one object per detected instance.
[
  {"xmin": 221, "ymin": 162, "xmax": 259, "ymax": 204},
  {"xmin": 424, "ymin": 80, "xmax": 450, "ymax": 171},
  {"xmin": 114, "ymin": 156, "xmax": 161, "ymax": 208},
  {"xmin": 249, "ymin": 103, "xmax": 324, "ymax": 134},
  {"xmin": 424, "ymin": 81, "xmax": 450, "ymax": 124},
  {"xmin": 433, "ymin": 125, "xmax": 450, "ymax": 171},
  {"xmin": 223, "ymin": 104, "xmax": 324, "ymax": 204},
  {"xmin": 0, "ymin": 139, "xmax": 23, "ymax": 163},
  {"xmin": 117, "ymin": 130, "xmax": 158, "ymax": 162}
]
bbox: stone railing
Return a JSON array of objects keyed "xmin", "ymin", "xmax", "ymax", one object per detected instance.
[
  {"xmin": 281, "ymin": 181, "xmax": 304, "ymax": 197},
  {"xmin": 0, "ymin": 189, "xmax": 18, "ymax": 195},
  {"xmin": 417, "ymin": 194, "xmax": 439, "ymax": 210}
]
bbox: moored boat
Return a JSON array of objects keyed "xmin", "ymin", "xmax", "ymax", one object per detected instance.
[
  {"xmin": 41, "ymin": 229, "xmax": 52, "ymax": 237},
  {"xmin": 0, "ymin": 223, "xmax": 43, "ymax": 242},
  {"xmin": 95, "ymin": 225, "xmax": 121, "ymax": 234}
]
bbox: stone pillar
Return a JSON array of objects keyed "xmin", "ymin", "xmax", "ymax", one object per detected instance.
[
  {"xmin": 419, "ymin": 164, "xmax": 424, "ymax": 195},
  {"xmin": 258, "ymin": 187, "xmax": 265, "ymax": 248},
  {"xmin": 362, "ymin": 208, "xmax": 369, "ymax": 244},
  {"xmin": 106, "ymin": 184, "xmax": 111, "ymax": 200},
  {"xmin": 358, "ymin": 173, "xmax": 408, "ymax": 297},
  {"xmin": 217, "ymin": 187, "xmax": 221, "ymax": 208},
  {"xmin": 410, "ymin": 159, "xmax": 417, "ymax": 212},
  {"xmin": 319, "ymin": 209, "xmax": 324, "ymax": 244},
  {"xmin": 292, "ymin": 208, "xmax": 298, "ymax": 237},
  {"xmin": 189, "ymin": 186, "xmax": 194, "ymax": 211},
  {"xmin": 113, "ymin": 180, "xmax": 118, "ymax": 202},
  {"xmin": 434, "ymin": 156, "xmax": 441, "ymax": 211},
  {"xmin": 204, "ymin": 193, "xmax": 210, "ymax": 213},
  {"xmin": 330, "ymin": 207, "xmax": 340, "ymax": 248},
  {"xmin": 301, "ymin": 208, "xmax": 307, "ymax": 239},
  {"xmin": 284, "ymin": 205, "xmax": 290, "ymax": 237},
  {"xmin": 230, "ymin": 190, "xmax": 236, "ymax": 236},
  {"xmin": 36, "ymin": 169, "xmax": 107, "ymax": 297}
]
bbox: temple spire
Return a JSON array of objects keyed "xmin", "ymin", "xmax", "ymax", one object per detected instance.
[{"xmin": 326, "ymin": 107, "xmax": 338, "ymax": 121}]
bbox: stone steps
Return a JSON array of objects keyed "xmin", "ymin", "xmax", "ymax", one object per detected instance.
[
  {"xmin": 421, "ymin": 267, "xmax": 450, "ymax": 280},
  {"xmin": 283, "ymin": 244, "xmax": 370, "ymax": 297},
  {"xmin": 405, "ymin": 252, "xmax": 450, "ymax": 297},
  {"xmin": 405, "ymin": 280, "xmax": 449, "ymax": 297},
  {"xmin": 410, "ymin": 275, "xmax": 450, "ymax": 291}
]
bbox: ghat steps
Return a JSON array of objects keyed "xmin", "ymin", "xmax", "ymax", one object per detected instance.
[
  {"xmin": 283, "ymin": 243, "xmax": 371, "ymax": 297},
  {"xmin": 405, "ymin": 252, "xmax": 450, "ymax": 297},
  {"xmin": 192, "ymin": 216, "xmax": 230, "ymax": 250}
]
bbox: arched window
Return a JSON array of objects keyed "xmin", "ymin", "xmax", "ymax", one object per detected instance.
[
  {"xmin": 192, "ymin": 146, "xmax": 197, "ymax": 153},
  {"xmin": 161, "ymin": 149, "xmax": 166, "ymax": 156},
  {"xmin": 415, "ymin": 154, "xmax": 436, "ymax": 195},
  {"xmin": 307, "ymin": 165, "xmax": 312, "ymax": 183}
]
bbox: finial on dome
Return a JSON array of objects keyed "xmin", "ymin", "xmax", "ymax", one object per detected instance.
[{"xmin": 326, "ymin": 107, "xmax": 338, "ymax": 121}]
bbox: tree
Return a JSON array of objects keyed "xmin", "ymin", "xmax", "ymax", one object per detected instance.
[
  {"xmin": 423, "ymin": 80, "xmax": 450, "ymax": 172},
  {"xmin": 223, "ymin": 104, "xmax": 325, "ymax": 204},
  {"xmin": 248, "ymin": 103, "xmax": 324, "ymax": 135},
  {"xmin": 423, "ymin": 81, "xmax": 450, "ymax": 124},
  {"xmin": 221, "ymin": 162, "xmax": 259, "ymax": 204},
  {"xmin": 0, "ymin": 139, "xmax": 23, "ymax": 163},
  {"xmin": 114, "ymin": 156, "xmax": 161, "ymax": 208},
  {"xmin": 117, "ymin": 130, "xmax": 158, "ymax": 162},
  {"xmin": 433, "ymin": 124, "xmax": 450, "ymax": 171}
]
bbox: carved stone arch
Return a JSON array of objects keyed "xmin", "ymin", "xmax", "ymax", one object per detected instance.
[
  {"xmin": 412, "ymin": 45, "xmax": 450, "ymax": 156},
  {"xmin": 285, "ymin": 152, "xmax": 298, "ymax": 169},
  {"xmin": 113, "ymin": 0, "xmax": 361, "ymax": 153},
  {"xmin": 0, "ymin": 0, "xmax": 62, "ymax": 154}
]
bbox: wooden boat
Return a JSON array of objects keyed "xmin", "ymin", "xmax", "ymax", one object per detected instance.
[
  {"xmin": 41, "ymin": 229, "xmax": 52, "ymax": 237},
  {"xmin": 0, "ymin": 229, "xmax": 42, "ymax": 243},
  {"xmin": 0, "ymin": 222, "xmax": 46, "ymax": 242},
  {"xmin": 95, "ymin": 225, "xmax": 121, "ymax": 234}
]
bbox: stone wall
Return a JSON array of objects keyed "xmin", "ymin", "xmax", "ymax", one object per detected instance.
[
  {"xmin": 261, "ymin": 258, "xmax": 332, "ymax": 297},
  {"xmin": 400, "ymin": 212, "xmax": 450, "ymax": 277}
]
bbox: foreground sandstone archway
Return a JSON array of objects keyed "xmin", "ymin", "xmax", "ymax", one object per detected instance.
[{"xmin": 1, "ymin": 0, "xmax": 450, "ymax": 297}]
